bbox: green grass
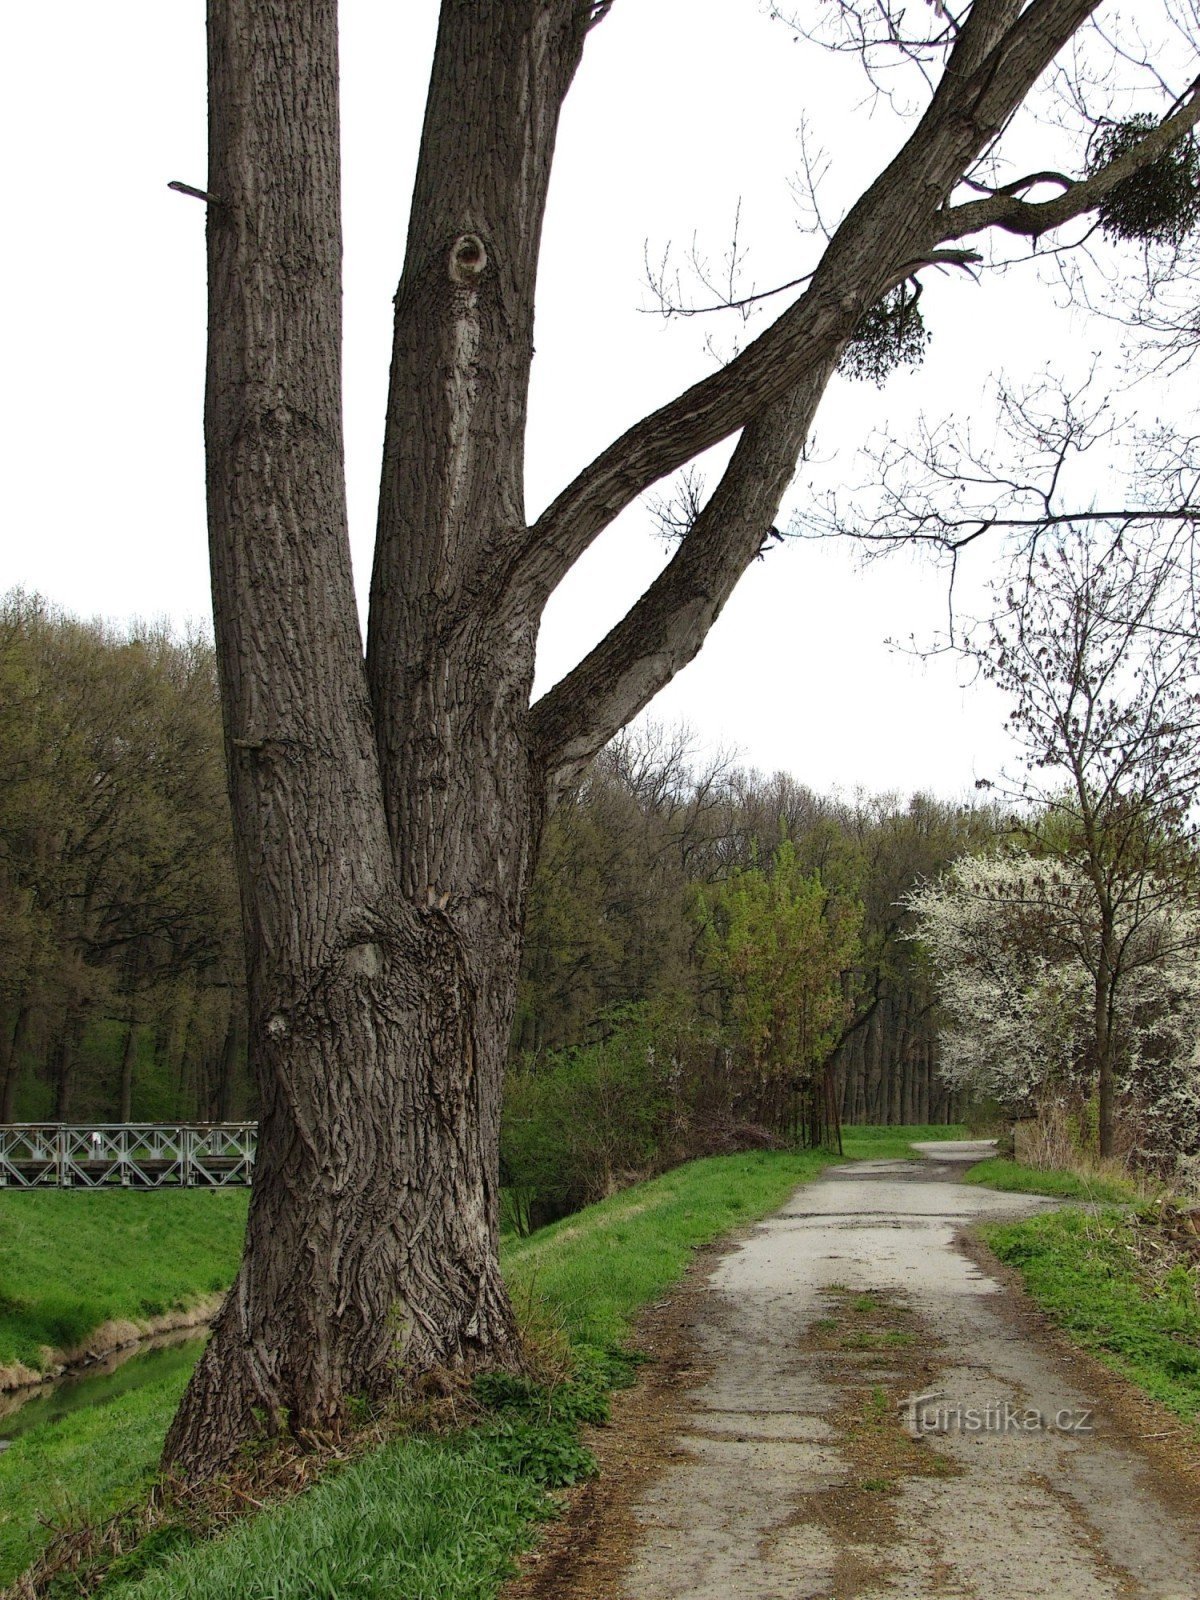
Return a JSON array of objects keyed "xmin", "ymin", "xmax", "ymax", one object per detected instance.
[
  {"xmin": 0, "ymin": 1363, "xmax": 196, "ymax": 1587},
  {"xmin": 1, "ymin": 1132, "xmax": 963, "ymax": 1594},
  {"xmin": 0, "ymin": 1191, "xmax": 249, "ymax": 1371},
  {"xmin": 963, "ymin": 1157, "xmax": 1139, "ymax": 1205},
  {"xmin": 2, "ymin": 1150, "xmax": 842, "ymax": 1593},
  {"xmin": 839, "ymin": 1123, "xmax": 968, "ymax": 1162},
  {"xmin": 981, "ymin": 1207, "xmax": 1200, "ymax": 1429},
  {"xmin": 501, "ymin": 1147, "xmax": 841, "ymax": 1351},
  {"xmin": 112, "ymin": 1433, "xmax": 557, "ymax": 1600}
]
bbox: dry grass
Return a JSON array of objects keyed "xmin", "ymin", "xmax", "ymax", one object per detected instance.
[{"xmin": 1009, "ymin": 1101, "xmax": 1196, "ymax": 1203}]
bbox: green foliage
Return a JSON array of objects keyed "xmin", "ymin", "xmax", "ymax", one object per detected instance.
[
  {"xmin": 1089, "ymin": 115, "xmax": 1200, "ymax": 247},
  {"xmin": 982, "ymin": 1207, "xmax": 1200, "ymax": 1426},
  {"xmin": 0, "ymin": 1190, "xmax": 248, "ymax": 1369},
  {"xmin": 696, "ymin": 840, "xmax": 862, "ymax": 1135},
  {"xmin": 476, "ymin": 1416, "xmax": 598, "ymax": 1488},
  {"xmin": 516, "ymin": 730, "xmax": 992, "ymax": 1133},
  {"xmin": 501, "ymin": 1001, "xmax": 684, "ymax": 1227},
  {"xmin": 3, "ymin": 603, "xmax": 994, "ymax": 1136},
  {"xmin": 838, "ymin": 284, "xmax": 930, "ymax": 385},
  {"xmin": 0, "ymin": 590, "xmax": 247, "ymax": 1124},
  {"xmin": 514, "ymin": 729, "xmax": 702, "ymax": 1056},
  {"xmin": 472, "ymin": 1356, "xmax": 608, "ymax": 1491}
]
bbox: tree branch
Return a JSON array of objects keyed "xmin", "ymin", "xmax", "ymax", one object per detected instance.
[
  {"xmin": 851, "ymin": 504, "xmax": 1200, "ymax": 551},
  {"xmin": 509, "ymin": 0, "xmax": 1102, "ymax": 613},
  {"xmin": 530, "ymin": 361, "xmax": 836, "ymax": 797},
  {"xmin": 939, "ymin": 86, "xmax": 1200, "ymax": 242}
]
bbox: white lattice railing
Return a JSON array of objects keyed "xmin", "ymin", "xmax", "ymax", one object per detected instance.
[{"xmin": 0, "ymin": 1124, "xmax": 257, "ymax": 1188}]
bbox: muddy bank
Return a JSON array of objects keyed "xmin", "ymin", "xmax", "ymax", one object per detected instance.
[{"xmin": 0, "ymin": 1295, "xmax": 221, "ymax": 1397}]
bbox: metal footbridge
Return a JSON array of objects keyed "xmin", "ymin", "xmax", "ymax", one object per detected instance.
[{"xmin": 0, "ymin": 1124, "xmax": 256, "ymax": 1188}]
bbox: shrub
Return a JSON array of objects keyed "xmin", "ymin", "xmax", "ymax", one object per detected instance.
[{"xmin": 501, "ymin": 1004, "xmax": 674, "ymax": 1227}]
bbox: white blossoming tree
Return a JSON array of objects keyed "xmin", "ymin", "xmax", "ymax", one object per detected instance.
[{"xmin": 908, "ymin": 848, "xmax": 1200, "ymax": 1179}]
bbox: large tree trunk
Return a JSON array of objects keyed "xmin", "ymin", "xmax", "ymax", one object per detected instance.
[
  {"xmin": 164, "ymin": 0, "xmax": 585, "ymax": 1478},
  {"xmin": 165, "ymin": 0, "xmax": 1115, "ymax": 1479}
]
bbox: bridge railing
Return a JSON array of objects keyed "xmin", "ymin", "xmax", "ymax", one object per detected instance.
[{"xmin": 0, "ymin": 1124, "xmax": 257, "ymax": 1188}]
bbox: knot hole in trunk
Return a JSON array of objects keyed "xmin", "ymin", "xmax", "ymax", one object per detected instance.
[{"xmin": 449, "ymin": 233, "xmax": 488, "ymax": 285}]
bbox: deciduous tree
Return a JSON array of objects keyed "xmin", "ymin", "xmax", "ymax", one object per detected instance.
[
  {"xmin": 165, "ymin": 0, "xmax": 1200, "ymax": 1473},
  {"xmin": 970, "ymin": 533, "xmax": 1200, "ymax": 1153},
  {"xmin": 908, "ymin": 847, "xmax": 1200, "ymax": 1177},
  {"xmin": 697, "ymin": 840, "xmax": 861, "ymax": 1139}
]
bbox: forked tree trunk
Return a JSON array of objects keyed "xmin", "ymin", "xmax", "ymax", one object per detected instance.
[
  {"xmin": 165, "ymin": 0, "xmax": 1113, "ymax": 1476},
  {"xmin": 164, "ymin": 0, "xmax": 585, "ymax": 1476}
]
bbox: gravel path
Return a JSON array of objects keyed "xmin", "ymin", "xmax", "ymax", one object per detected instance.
[{"xmin": 513, "ymin": 1144, "xmax": 1200, "ymax": 1600}]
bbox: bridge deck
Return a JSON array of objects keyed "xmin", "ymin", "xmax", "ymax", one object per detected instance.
[{"xmin": 0, "ymin": 1124, "xmax": 256, "ymax": 1188}]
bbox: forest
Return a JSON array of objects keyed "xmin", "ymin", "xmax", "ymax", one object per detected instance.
[
  {"xmin": 0, "ymin": 595, "xmax": 983, "ymax": 1151},
  {"xmin": 4, "ymin": 569, "xmax": 1198, "ymax": 1225}
]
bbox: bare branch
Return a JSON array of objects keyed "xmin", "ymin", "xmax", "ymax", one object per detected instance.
[
  {"xmin": 530, "ymin": 361, "xmax": 836, "ymax": 797},
  {"xmin": 639, "ymin": 266, "xmax": 818, "ymax": 321},
  {"xmin": 510, "ymin": 0, "xmax": 1103, "ymax": 614},
  {"xmin": 648, "ymin": 465, "xmax": 707, "ymax": 544}
]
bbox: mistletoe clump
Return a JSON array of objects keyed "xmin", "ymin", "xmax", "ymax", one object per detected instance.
[
  {"xmin": 838, "ymin": 283, "xmax": 931, "ymax": 385},
  {"xmin": 1088, "ymin": 114, "xmax": 1200, "ymax": 247}
]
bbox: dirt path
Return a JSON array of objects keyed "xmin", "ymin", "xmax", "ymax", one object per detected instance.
[{"xmin": 509, "ymin": 1145, "xmax": 1200, "ymax": 1600}]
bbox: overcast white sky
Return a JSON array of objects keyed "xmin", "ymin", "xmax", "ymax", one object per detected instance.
[{"xmin": 2, "ymin": 2, "xmax": 1186, "ymax": 800}]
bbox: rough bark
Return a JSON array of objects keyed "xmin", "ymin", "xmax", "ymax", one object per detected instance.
[{"xmin": 167, "ymin": 0, "xmax": 526, "ymax": 1476}]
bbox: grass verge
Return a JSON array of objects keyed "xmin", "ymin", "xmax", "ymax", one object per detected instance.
[
  {"xmin": 980, "ymin": 1206, "xmax": 1200, "ymax": 1430},
  {"xmin": 839, "ymin": 1123, "xmax": 967, "ymax": 1162},
  {"xmin": 3, "ymin": 1148, "xmax": 844, "ymax": 1595},
  {"xmin": 0, "ymin": 1362, "xmax": 197, "ymax": 1592},
  {"xmin": 963, "ymin": 1157, "xmax": 1139, "ymax": 1205},
  {"xmin": 0, "ymin": 1192, "xmax": 249, "ymax": 1374}
]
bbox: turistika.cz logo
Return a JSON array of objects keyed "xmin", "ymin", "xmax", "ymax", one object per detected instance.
[{"xmin": 905, "ymin": 1392, "xmax": 1095, "ymax": 1435}]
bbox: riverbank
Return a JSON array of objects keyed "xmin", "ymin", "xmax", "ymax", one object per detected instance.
[
  {"xmin": 1, "ymin": 1130, "xmax": 969, "ymax": 1593},
  {"xmin": 1, "ymin": 1149, "xmax": 843, "ymax": 1591},
  {"xmin": 0, "ymin": 1191, "xmax": 247, "ymax": 1391},
  {"xmin": 0, "ymin": 1128, "xmax": 963, "ymax": 1394}
]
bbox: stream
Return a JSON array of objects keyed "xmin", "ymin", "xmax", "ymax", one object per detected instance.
[{"xmin": 0, "ymin": 1330, "xmax": 207, "ymax": 1447}]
